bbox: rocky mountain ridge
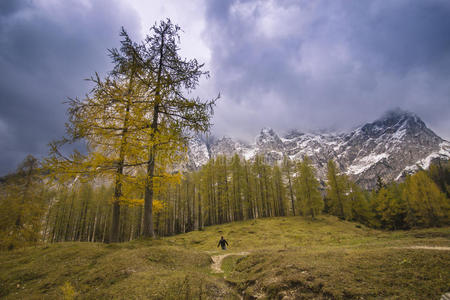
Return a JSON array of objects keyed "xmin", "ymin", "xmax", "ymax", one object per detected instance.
[{"xmin": 187, "ymin": 110, "xmax": 450, "ymax": 189}]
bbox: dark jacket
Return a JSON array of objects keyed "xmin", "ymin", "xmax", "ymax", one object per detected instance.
[{"xmin": 218, "ymin": 238, "xmax": 228, "ymax": 248}]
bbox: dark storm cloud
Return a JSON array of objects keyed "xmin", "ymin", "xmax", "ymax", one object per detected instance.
[
  {"xmin": 0, "ymin": 0, "xmax": 140, "ymax": 175},
  {"xmin": 204, "ymin": 0, "xmax": 450, "ymax": 141},
  {"xmin": 0, "ymin": 0, "xmax": 28, "ymax": 17},
  {"xmin": 1, "ymin": 0, "xmax": 450, "ymax": 175}
]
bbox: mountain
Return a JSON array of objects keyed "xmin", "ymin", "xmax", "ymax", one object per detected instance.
[{"xmin": 187, "ymin": 109, "xmax": 450, "ymax": 189}]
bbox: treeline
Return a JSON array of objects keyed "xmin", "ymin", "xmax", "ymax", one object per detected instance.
[
  {"xmin": 372, "ymin": 162, "xmax": 449, "ymax": 229},
  {"xmin": 0, "ymin": 156, "xmax": 49, "ymax": 249},
  {"xmin": 1, "ymin": 154, "xmax": 448, "ymax": 249},
  {"xmin": 326, "ymin": 159, "xmax": 449, "ymax": 229}
]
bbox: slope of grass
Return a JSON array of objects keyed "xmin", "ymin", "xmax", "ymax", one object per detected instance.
[
  {"xmin": 0, "ymin": 242, "xmax": 236, "ymax": 299},
  {"xmin": 1, "ymin": 215, "xmax": 449, "ymax": 299},
  {"xmin": 170, "ymin": 216, "xmax": 448, "ymax": 249},
  {"xmin": 227, "ymin": 245, "xmax": 449, "ymax": 299}
]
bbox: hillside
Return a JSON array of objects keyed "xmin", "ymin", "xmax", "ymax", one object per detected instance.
[
  {"xmin": 1, "ymin": 216, "xmax": 449, "ymax": 299},
  {"xmin": 187, "ymin": 110, "xmax": 450, "ymax": 189}
]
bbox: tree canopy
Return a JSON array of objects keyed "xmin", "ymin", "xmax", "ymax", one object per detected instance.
[{"xmin": 46, "ymin": 19, "xmax": 218, "ymax": 241}]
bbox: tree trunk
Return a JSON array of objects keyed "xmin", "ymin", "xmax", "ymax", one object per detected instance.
[
  {"xmin": 287, "ymin": 174, "xmax": 295, "ymax": 216},
  {"xmin": 143, "ymin": 148, "xmax": 156, "ymax": 237},
  {"xmin": 143, "ymin": 28, "xmax": 165, "ymax": 237},
  {"xmin": 110, "ymin": 83, "xmax": 132, "ymax": 242}
]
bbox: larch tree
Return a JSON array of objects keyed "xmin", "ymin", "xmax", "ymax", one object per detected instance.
[
  {"xmin": 242, "ymin": 158, "xmax": 256, "ymax": 219},
  {"xmin": 47, "ymin": 72, "xmax": 144, "ymax": 242},
  {"xmin": 326, "ymin": 160, "xmax": 351, "ymax": 220},
  {"xmin": 402, "ymin": 171, "xmax": 449, "ymax": 227},
  {"xmin": 114, "ymin": 20, "xmax": 218, "ymax": 237},
  {"xmin": 46, "ymin": 28, "xmax": 161, "ymax": 242},
  {"xmin": 272, "ymin": 164, "xmax": 286, "ymax": 217},
  {"xmin": 282, "ymin": 155, "xmax": 296, "ymax": 216},
  {"xmin": 427, "ymin": 159, "xmax": 450, "ymax": 197},
  {"xmin": 375, "ymin": 184, "xmax": 407, "ymax": 229},
  {"xmin": 47, "ymin": 20, "xmax": 217, "ymax": 241},
  {"xmin": 347, "ymin": 181, "xmax": 372, "ymax": 226},
  {"xmin": 0, "ymin": 155, "xmax": 47, "ymax": 249},
  {"xmin": 295, "ymin": 156, "xmax": 323, "ymax": 219},
  {"xmin": 231, "ymin": 154, "xmax": 244, "ymax": 221}
]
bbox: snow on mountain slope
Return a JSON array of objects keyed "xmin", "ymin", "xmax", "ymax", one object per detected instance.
[
  {"xmin": 187, "ymin": 110, "xmax": 449, "ymax": 189},
  {"xmin": 187, "ymin": 136, "xmax": 210, "ymax": 168},
  {"xmin": 347, "ymin": 153, "xmax": 389, "ymax": 175},
  {"xmin": 396, "ymin": 141, "xmax": 450, "ymax": 180}
]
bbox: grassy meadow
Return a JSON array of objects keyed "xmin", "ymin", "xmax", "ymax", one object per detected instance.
[{"xmin": 1, "ymin": 215, "xmax": 449, "ymax": 299}]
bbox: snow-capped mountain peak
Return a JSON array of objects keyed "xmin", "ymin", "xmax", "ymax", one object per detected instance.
[
  {"xmin": 256, "ymin": 127, "xmax": 284, "ymax": 151},
  {"xmin": 187, "ymin": 111, "xmax": 449, "ymax": 189}
]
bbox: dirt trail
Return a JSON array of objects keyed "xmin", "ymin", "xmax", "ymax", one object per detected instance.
[
  {"xmin": 404, "ymin": 246, "xmax": 450, "ymax": 251},
  {"xmin": 210, "ymin": 252, "xmax": 250, "ymax": 273}
]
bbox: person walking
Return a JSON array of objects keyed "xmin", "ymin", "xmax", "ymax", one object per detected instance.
[{"xmin": 217, "ymin": 236, "xmax": 229, "ymax": 250}]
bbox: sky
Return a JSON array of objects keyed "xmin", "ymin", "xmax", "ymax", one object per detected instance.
[{"xmin": 1, "ymin": 0, "xmax": 450, "ymax": 175}]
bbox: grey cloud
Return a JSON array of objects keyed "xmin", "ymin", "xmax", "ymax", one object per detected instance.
[
  {"xmin": 204, "ymin": 0, "xmax": 450, "ymax": 141},
  {"xmin": 1, "ymin": 0, "xmax": 450, "ymax": 174},
  {"xmin": 0, "ymin": 0, "xmax": 140, "ymax": 175},
  {"xmin": 0, "ymin": 0, "xmax": 29, "ymax": 16}
]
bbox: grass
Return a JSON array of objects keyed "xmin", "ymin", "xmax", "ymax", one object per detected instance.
[
  {"xmin": 0, "ymin": 215, "xmax": 449, "ymax": 299},
  {"xmin": 0, "ymin": 243, "xmax": 237, "ymax": 299},
  {"xmin": 227, "ymin": 246, "xmax": 449, "ymax": 299}
]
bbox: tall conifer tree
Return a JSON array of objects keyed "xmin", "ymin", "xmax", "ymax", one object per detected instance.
[
  {"xmin": 295, "ymin": 156, "xmax": 323, "ymax": 218},
  {"xmin": 326, "ymin": 160, "xmax": 351, "ymax": 220}
]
